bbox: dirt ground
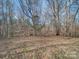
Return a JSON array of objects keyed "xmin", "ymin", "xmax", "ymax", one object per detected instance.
[{"xmin": 0, "ymin": 36, "xmax": 79, "ymax": 59}]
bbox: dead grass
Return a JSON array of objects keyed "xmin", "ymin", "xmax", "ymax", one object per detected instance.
[{"xmin": 0, "ymin": 36, "xmax": 79, "ymax": 59}]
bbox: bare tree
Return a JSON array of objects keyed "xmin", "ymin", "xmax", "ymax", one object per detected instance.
[
  {"xmin": 47, "ymin": 0, "xmax": 62, "ymax": 35},
  {"xmin": 18, "ymin": 0, "xmax": 45, "ymax": 36}
]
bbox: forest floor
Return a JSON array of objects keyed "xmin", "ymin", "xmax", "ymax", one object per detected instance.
[{"xmin": 0, "ymin": 36, "xmax": 79, "ymax": 59}]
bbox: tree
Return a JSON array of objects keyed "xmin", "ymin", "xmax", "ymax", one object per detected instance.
[
  {"xmin": 47, "ymin": 0, "xmax": 62, "ymax": 35},
  {"xmin": 0, "ymin": 0, "xmax": 8, "ymax": 38},
  {"xmin": 7, "ymin": 0, "xmax": 14, "ymax": 37},
  {"xmin": 18, "ymin": 0, "xmax": 45, "ymax": 35}
]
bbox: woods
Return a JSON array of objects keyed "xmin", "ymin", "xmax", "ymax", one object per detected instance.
[
  {"xmin": 0, "ymin": 0, "xmax": 79, "ymax": 38},
  {"xmin": 0, "ymin": 0, "xmax": 14, "ymax": 38}
]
